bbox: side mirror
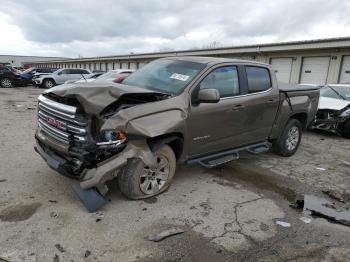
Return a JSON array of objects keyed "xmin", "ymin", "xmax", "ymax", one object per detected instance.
[{"xmin": 198, "ymin": 89, "xmax": 220, "ymax": 103}]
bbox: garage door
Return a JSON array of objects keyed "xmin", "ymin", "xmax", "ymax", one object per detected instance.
[
  {"xmin": 270, "ymin": 58, "xmax": 293, "ymax": 83},
  {"xmin": 300, "ymin": 57, "xmax": 330, "ymax": 85},
  {"xmin": 339, "ymin": 56, "xmax": 350, "ymax": 84},
  {"xmin": 129, "ymin": 62, "xmax": 137, "ymax": 69},
  {"xmin": 138, "ymin": 62, "xmax": 147, "ymax": 68}
]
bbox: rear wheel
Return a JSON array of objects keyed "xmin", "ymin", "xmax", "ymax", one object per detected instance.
[
  {"xmin": 43, "ymin": 79, "xmax": 55, "ymax": 89},
  {"xmin": 273, "ymin": 119, "xmax": 302, "ymax": 157},
  {"xmin": 342, "ymin": 119, "xmax": 350, "ymax": 139},
  {"xmin": 0, "ymin": 78, "xmax": 13, "ymax": 88},
  {"xmin": 118, "ymin": 145, "xmax": 176, "ymax": 199}
]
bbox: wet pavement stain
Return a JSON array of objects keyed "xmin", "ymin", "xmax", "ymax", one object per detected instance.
[
  {"xmin": 208, "ymin": 160, "xmax": 297, "ymax": 202},
  {"xmin": 0, "ymin": 203, "xmax": 42, "ymax": 222}
]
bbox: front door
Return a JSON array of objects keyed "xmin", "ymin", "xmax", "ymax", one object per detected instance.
[{"xmin": 188, "ymin": 65, "xmax": 246, "ymax": 157}]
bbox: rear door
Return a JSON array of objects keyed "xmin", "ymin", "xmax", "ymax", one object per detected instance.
[
  {"xmin": 236, "ymin": 66, "xmax": 280, "ymax": 144},
  {"xmin": 55, "ymin": 69, "xmax": 70, "ymax": 84}
]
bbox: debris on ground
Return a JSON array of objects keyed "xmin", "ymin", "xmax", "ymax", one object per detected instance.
[
  {"xmin": 48, "ymin": 200, "xmax": 57, "ymax": 203},
  {"xmin": 55, "ymin": 244, "xmax": 65, "ymax": 253},
  {"xmin": 144, "ymin": 226, "xmax": 186, "ymax": 242},
  {"xmin": 300, "ymin": 217, "xmax": 312, "ymax": 224},
  {"xmin": 53, "ymin": 254, "xmax": 59, "ymax": 262},
  {"xmin": 84, "ymin": 250, "xmax": 91, "ymax": 258},
  {"xmin": 0, "ymin": 179, "xmax": 7, "ymax": 183},
  {"xmin": 275, "ymin": 221, "xmax": 291, "ymax": 227},
  {"xmin": 341, "ymin": 160, "xmax": 350, "ymax": 167},
  {"xmin": 315, "ymin": 167, "xmax": 326, "ymax": 171},
  {"xmin": 304, "ymin": 195, "xmax": 350, "ymax": 227},
  {"xmin": 289, "ymin": 199, "xmax": 304, "ymax": 209},
  {"xmin": 95, "ymin": 211, "xmax": 104, "ymax": 222},
  {"xmin": 322, "ymin": 189, "xmax": 350, "ymax": 203},
  {"xmin": 50, "ymin": 211, "xmax": 59, "ymax": 218}
]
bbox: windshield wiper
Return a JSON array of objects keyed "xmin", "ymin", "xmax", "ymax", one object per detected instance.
[
  {"xmin": 80, "ymin": 73, "xmax": 87, "ymax": 82},
  {"xmin": 328, "ymin": 86, "xmax": 346, "ymax": 100}
]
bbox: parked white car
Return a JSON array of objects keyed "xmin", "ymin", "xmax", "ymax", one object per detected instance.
[
  {"xmin": 64, "ymin": 72, "xmax": 104, "ymax": 84},
  {"xmin": 34, "ymin": 68, "xmax": 92, "ymax": 88},
  {"xmin": 312, "ymin": 84, "xmax": 350, "ymax": 138}
]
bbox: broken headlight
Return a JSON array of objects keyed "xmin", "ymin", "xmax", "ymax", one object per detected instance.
[{"xmin": 96, "ymin": 130, "xmax": 127, "ymax": 146}]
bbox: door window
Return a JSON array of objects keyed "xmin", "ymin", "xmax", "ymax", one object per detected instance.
[
  {"xmin": 246, "ymin": 66, "xmax": 271, "ymax": 93},
  {"xmin": 200, "ymin": 66, "xmax": 239, "ymax": 98}
]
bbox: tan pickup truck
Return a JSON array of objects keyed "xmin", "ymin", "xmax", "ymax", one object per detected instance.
[{"xmin": 34, "ymin": 57, "xmax": 320, "ymax": 211}]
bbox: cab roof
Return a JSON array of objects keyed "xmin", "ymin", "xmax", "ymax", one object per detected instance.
[{"xmin": 161, "ymin": 56, "xmax": 269, "ymax": 66}]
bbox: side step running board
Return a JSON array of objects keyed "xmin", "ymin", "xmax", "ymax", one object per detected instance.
[
  {"xmin": 199, "ymin": 152, "xmax": 239, "ymax": 168},
  {"xmin": 187, "ymin": 142, "xmax": 270, "ymax": 168}
]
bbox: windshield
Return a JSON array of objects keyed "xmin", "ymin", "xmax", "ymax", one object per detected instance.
[
  {"xmin": 122, "ymin": 59, "xmax": 206, "ymax": 94},
  {"xmin": 328, "ymin": 85, "xmax": 350, "ymax": 101}
]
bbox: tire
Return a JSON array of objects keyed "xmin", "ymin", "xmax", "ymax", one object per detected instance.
[
  {"xmin": 273, "ymin": 119, "xmax": 302, "ymax": 157},
  {"xmin": 42, "ymin": 79, "xmax": 55, "ymax": 89},
  {"xmin": 0, "ymin": 78, "xmax": 13, "ymax": 88},
  {"xmin": 342, "ymin": 119, "xmax": 350, "ymax": 139},
  {"xmin": 118, "ymin": 145, "xmax": 176, "ymax": 199}
]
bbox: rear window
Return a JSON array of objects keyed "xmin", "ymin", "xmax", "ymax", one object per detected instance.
[{"xmin": 246, "ymin": 66, "xmax": 271, "ymax": 93}]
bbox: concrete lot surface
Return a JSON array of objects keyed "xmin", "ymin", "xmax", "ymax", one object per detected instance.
[{"xmin": 0, "ymin": 87, "xmax": 349, "ymax": 262}]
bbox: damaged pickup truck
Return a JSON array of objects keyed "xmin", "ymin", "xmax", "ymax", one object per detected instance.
[
  {"xmin": 312, "ymin": 84, "xmax": 350, "ymax": 138},
  {"xmin": 34, "ymin": 57, "xmax": 320, "ymax": 211}
]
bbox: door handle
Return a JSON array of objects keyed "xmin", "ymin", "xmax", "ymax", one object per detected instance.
[
  {"xmin": 266, "ymin": 99, "xmax": 276, "ymax": 104},
  {"xmin": 232, "ymin": 104, "xmax": 244, "ymax": 110}
]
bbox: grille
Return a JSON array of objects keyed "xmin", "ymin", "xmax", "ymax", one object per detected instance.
[{"xmin": 37, "ymin": 95, "xmax": 87, "ymax": 145}]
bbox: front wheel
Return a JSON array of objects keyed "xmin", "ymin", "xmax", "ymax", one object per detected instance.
[
  {"xmin": 0, "ymin": 78, "xmax": 13, "ymax": 88},
  {"xmin": 118, "ymin": 145, "xmax": 176, "ymax": 199},
  {"xmin": 43, "ymin": 79, "xmax": 55, "ymax": 89},
  {"xmin": 273, "ymin": 119, "xmax": 302, "ymax": 157}
]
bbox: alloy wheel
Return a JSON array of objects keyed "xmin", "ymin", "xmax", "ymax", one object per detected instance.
[
  {"xmin": 140, "ymin": 156, "xmax": 170, "ymax": 195},
  {"xmin": 286, "ymin": 126, "xmax": 300, "ymax": 151}
]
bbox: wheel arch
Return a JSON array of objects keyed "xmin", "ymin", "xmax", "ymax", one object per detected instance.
[
  {"xmin": 290, "ymin": 112, "xmax": 308, "ymax": 129},
  {"xmin": 42, "ymin": 77, "xmax": 56, "ymax": 84},
  {"xmin": 147, "ymin": 132, "xmax": 184, "ymax": 160}
]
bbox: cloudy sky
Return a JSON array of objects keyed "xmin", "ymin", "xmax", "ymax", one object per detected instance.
[{"xmin": 0, "ymin": 0, "xmax": 350, "ymax": 58}]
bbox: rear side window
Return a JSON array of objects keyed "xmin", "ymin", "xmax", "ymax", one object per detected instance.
[
  {"xmin": 200, "ymin": 66, "xmax": 239, "ymax": 98},
  {"xmin": 246, "ymin": 66, "xmax": 271, "ymax": 93}
]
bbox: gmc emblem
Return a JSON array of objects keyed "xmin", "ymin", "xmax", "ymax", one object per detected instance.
[{"xmin": 46, "ymin": 117, "xmax": 66, "ymax": 130}]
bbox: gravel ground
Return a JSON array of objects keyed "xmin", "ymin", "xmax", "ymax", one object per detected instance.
[{"xmin": 0, "ymin": 87, "xmax": 349, "ymax": 262}]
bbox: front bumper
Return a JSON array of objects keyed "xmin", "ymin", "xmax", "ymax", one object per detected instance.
[
  {"xmin": 34, "ymin": 78, "xmax": 43, "ymax": 85},
  {"xmin": 34, "ymin": 140, "xmax": 74, "ymax": 178},
  {"xmin": 35, "ymin": 133, "xmax": 157, "ymax": 190}
]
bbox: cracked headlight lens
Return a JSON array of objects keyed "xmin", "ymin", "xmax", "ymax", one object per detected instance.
[{"xmin": 96, "ymin": 130, "xmax": 126, "ymax": 146}]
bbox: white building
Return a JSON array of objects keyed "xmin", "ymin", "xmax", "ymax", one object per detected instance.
[
  {"xmin": 28, "ymin": 37, "xmax": 350, "ymax": 85},
  {"xmin": 0, "ymin": 55, "xmax": 67, "ymax": 68}
]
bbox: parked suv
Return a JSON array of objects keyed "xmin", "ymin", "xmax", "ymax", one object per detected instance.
[
  {"xmin": 35, "ymin": 57, "xmax": 320, "ymax": 211},
  {"xmin": 34, "ymin": 68, "xmax": 92, "ymax": 88},
  {"xmin": 0, "ymin": 65, "xmax": 23, "ymax": 88},
  {"xmin": 21, "ymin": 67, "xmax": 58, "ymax": 85}
]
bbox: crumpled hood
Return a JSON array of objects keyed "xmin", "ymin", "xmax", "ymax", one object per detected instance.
[
  {"xmin": 43, "ymin": 82, "xmax": 167, "ymax": 115},
  {"xmin": 318, "ymin": 97, "xmax": 350, "ymax": 110}
]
